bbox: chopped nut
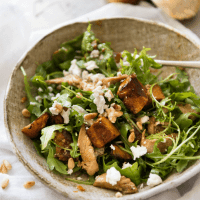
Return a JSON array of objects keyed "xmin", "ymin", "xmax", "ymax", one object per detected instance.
[
  {"xmin": 22, "ymin": 108, "xmax": 31, "ymax": 118},
  {"xmin": 3, "ymin": 160, "xmax": 12, "ymax": 171},
  {"xmin": 105, "ymin": 90, "xmax": 114, "ymax": 101},
  {"xmin": 77, "ymin": 185, "xmax": 85, "ymax": 191},
  {"xmin": 23, "ymin": 181, "xmax": 35, "ymax": 189},
  {"xmin": 56, "ymin": 85, "xmax": 62, "ymax": 90},
  {"xmin": 136, "ymin": 121, "xmax": 143, "ymax": 130},
  {"xmin": 68, "ymin": 158, "xmax": 75, "ymax": 170},
  {"xmin": 115, "ymin": 192, "xmax": 123, "ymax": 198},
  {"xmin": 84, "ymin": 113, "xmax": 98, "ymax": 120},
  {"xmin": 0, "ymin": 163, "xmax": 8, "ymax": 174},
  {"xmin": 21, "ymin": 97, "xmax": 27, "ymax": 103},
  {"xmin": 128, "ymin": 130, "xmax": 135, "ymax": 143},
  {"xmin": 1, "ymin": 178, "xmax": 9, "ymax": 189},
  {"xmin": 106, "ymin": 105, "xmax": 123, "ymax": 123}
]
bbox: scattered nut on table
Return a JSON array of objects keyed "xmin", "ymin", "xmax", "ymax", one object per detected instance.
[
  {"xmin": 3, "ymin": 160, "xmax": 12, "ymax": 171},
  {"xmin": 1, "ymin": 178, "xmax": 9, "ymax": 189},
  {"xmin": 23, "ymin": 181, "xmax": 35, "ymax": 189},
  {"xmin": 22, "ymin": 108, "xmax": 31, "ymax": 118}
]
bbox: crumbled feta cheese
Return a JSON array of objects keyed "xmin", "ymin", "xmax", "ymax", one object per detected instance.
[
  {"xmin": 49, "ymin": 101, "xmax": 63, "ymax": 115},
  {"xmin": 72, "ymin": 105, "xmax": 87, "ymax": 114},
  {"xmin": 51, "ymin": 93, "xmax": 60, "ymax": 101},
  {"xmin": 77, "ymin": 177, "xmax": 82, "ymax": 181},
  {"xmin": 123, "ymin": 61, "xmax": 130, "ymax": 66},
  {"xmin": 117, "ymin": 72, "xmax": 122, "ymax": 76},
  {"xmin": 106, "ymin": 167, "xmax": 121, "ymax": 186},
  {"xmin": 63, "ymin": 70, "xmax": 70, "ymax": 77},
  {"xmin": 105, "ymin": 90, "xmax": 114, "ymax": 101},
  {"xmin": 99, "ymin": 54, "xmax": 104, "ymax": 60},
  {"xmin": 35, "ymin": 96, "xmax": 42, "ymax": 103},
  {"xmin": 139, "ymin": 183, "xmax": 144, "ymax": 189},
  {"xmin": 96, "ymin": 81, "xmax": 102, "ymax": 86},
  {"xmin": 110, "ymin": 144, "xmax": 115, "ymax": 150},
  {"xmin": 69, "ymin": 59, "xmax": 82, "ymax": 77},
  {"xmin": 30, "ymin": 102, "xmax": 37, "ymax": 105},
  {"xmin": 130, "ymin": 145, "xmax": 147, "ymax": 160},
  {"xmin": 67, "ymin": 169, "xmax": 73, "ymax": 175},
  {"xmin": 122, "ymin": 162, "xmax": 132, "ymax": 169},
  {"xmin": 115, "ymin": 192, "xmax": 123, "ymax": 198},
  {"xmin": 44, "ymin": 95, "xmax": 48, "ymax": 99},
  {"xmin": 147, "ymin": 173, "xmax": 162, "ymax": 187},
  {"xmin": 140, "ymin": 116, "xmax": 149, "ymax": 124},
  {"xmin": 90, "ymin": 50, "xmax": 99, "ymax": 58},
  {"xmin": 82, "ymin": 70, "xmax": 89, "ymax": 80},
  {"xmin": 93, "ymin": 86, "xmax": 106, "ymax": 114},
  {"xmin": 47, "ymin": 86, "xmax": 53, "ymax": 92},
  {"xmin": 61, "ymin": 108, "xmax": 71, "ymax": 124},
  {"xmin": 63, "ymin": 100, "xmax": 71, "ymax": 108},
  {"xmin": 49, "ymin": 93, "xmax": 54, "ymax": 97},
  {"xmin": 38, "ymin": 87, "xmax": 43, "ymax": 92},
  {"xmin": 89, "ymin": 73, "xmax": 105, "ymax": 83},
  {"xmin": 84, "ymin": 61, "xmax": 99, "ymax": 71}
]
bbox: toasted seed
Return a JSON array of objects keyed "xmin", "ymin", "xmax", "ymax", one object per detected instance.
[
  {"xmin": 21, "ymin": 97, "xmax": 27, "ymax": 103},
  {"xmin": 0, "ymin": 163, "xmax": 8, "ymax": 174},
  {"xmin": 136, "ymin": 121, "xmax": 143, "ymax": 130},
  {"xmin": 3, "ymin": 160, "xmax": 12, "ymax": 171},
  {"xmin": 22, "ymin": 109, "xmax": 31, "ymax": 118},
  {"xmin": 84, "ymin": 113, "xmax": 98, "ymax": 120},
  {"xmin": 23, "ymin": 181, "xmax": 35, "ymax": 189},
  {"xmin": 77, "ymin": 185, "xmax": 85, "ymax": 191},
  {"xmin": 128, "ymin": 130, "xmax": 135, "ymax": 143},
  {"xmin": 1, "ymin": 178, "xmax": 9, "ymax": 189},
  {"xmin": 68, "ymin": 158, "xmax": 75, "ymax": 170},
  {"xmin": 115, "ymin": 192, "xmax": 123, "ymax": 198}
]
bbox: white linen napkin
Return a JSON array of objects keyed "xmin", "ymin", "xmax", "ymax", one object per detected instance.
[{"xmin": 1, "ymin": 2, "xmax": 200, "ymax": 200}]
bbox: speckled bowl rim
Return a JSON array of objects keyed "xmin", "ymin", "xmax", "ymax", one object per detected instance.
[{"xmin": 4, "ymin": 17, "xmax": 200, "ymax": 200}]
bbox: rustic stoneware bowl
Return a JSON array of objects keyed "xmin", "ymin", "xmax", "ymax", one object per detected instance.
[{"xmin": 4, "ymin": 18, "xmax": 200, "ymax": 200}]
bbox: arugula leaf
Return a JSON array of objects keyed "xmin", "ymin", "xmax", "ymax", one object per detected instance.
[
  {"xmin": 65, "ymin": 176, "xmax": 95, "ymax": 185},
  {"xmin": 31, "ymin": 75, "xmax": 47, "ymax": 89},
  {"xmin": 61, "ymin": 34, "xmax": 83, "ymax": 50},
  {"xmin": 47, "ymin": 145, "xmax": 68, "ymax": 174},
  {"xmin": 70, "ymin": 132, "xmax": 81, "ymax": 158}
]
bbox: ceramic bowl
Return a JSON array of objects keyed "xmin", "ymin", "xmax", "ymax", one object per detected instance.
[{"xmin": 4, "ymin": 18, "xmax": 200, "ymax": 200}]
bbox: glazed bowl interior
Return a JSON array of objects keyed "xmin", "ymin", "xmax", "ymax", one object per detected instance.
[{"xmin": 4, "ymin": 18, "xmax": 200, "ymax": 200}]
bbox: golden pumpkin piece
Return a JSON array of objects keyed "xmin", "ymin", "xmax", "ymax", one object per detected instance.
[
  {"xmin": 78, "ymin": 125, "xmax": 99, "ymax": 176},
  {"xmin": 117, "ymin": 74, "xmax": 148, "ymax": 114},
  {"xmin": 86, "ymin": 117, "xmax": 121, "ymax": 148},
  {"xmin": 21, "ymin": 113, "xmax": 50, "ymax": 139},
  {"xmin": 93, "ymin": 173, "xmax": 138, "ymax": 194}
]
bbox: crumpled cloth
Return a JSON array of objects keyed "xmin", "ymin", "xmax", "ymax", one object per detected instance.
[{"xmin": 1, "ymin": 1, "xmax": 200, "ymax": 200}]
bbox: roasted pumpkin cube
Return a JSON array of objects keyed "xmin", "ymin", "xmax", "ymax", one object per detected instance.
[
  {"xmin": 49, "ymin": 114, "xmax": 64, "ymax": 125},
  {"xmin": 21, "ymin": 112, "xmax": 50, "ymax": 138},
  {"xmin": 111, "ymin": 145, "xmax": 132, "ymax": 160},
  {"xmin": 86, "ymin": 117, "xmax": 121, "ymax": 148},
  {"xmin": 145, "ymin": 84, "xmax": 165, "ymax": 106},
  {"xmin": 117, "ymin": 74, "xmax": 148, "ymax": 114}
]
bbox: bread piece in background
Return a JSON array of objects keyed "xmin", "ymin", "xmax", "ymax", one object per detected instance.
[{"xmin": 152, "ymin": 0, "xmax": 200, "ymax": 20}]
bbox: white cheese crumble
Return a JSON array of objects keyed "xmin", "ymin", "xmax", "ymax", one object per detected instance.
[
  {"xmin": 147, "ymin": 173, "xmax": 162, "ymax": 187},
  {"xmin": 51, "ymin": 93, "xmax": 60, "ymax": 101},
  {"xmin": 130, "ymin": 145, "xmax": 147, "ymax": 160},
  {"xmin": 92, "ymin": 86, "xmax": 106, "ymax": 114},
  {"xmin": 105, "ymin": 90, "xmax": 114, "ymax": 102},
  {"xmin": 47, "ymin": 86, "xmax": 53, "ymax": 92},
  {"xmin": 63, "ymin": 100, "xmax": 71, "ymax": 108},
  {"xmin": 123, "ymin": 61, "xmax": 130, "ymax": 66},
  {"xmin": 90, "ymin": 50, "xmax": 99, "ymax": 58},
  {"xmin": 96, "ymin": 80, "xmax": 103, "ymax": 86},
  {"xmin": 35, "ymin": 96, "xmax": 42, "ymax": 103},
  {"xmin": 106, "ymin": 167, "xmax": 121, "ymax": 186},
  {"xmin": 67, "ymin": 169, "xmax": 73, "ymax": 175},
  {"xmin": 122, "ymin": 162, "xmax": 132, "ymax": 169},
  {"xmin": 140, "ymin": 116, "xmax": 149, "ymax": 124},
  {"xmin": 99, "ymin": 54, "xmax": 104, "ymax": 60},
  {"xmin": 38, "ymin": 87, "xmax": 43, "ymax": 92},
  {"xmin": 69, "ymin": 59, "xmax": 82, "ymax": 77},
  {"xmin": 110, "ymin": 144, "xmax": 115, "ymax": 151},
  {"xmin": 84, "ymin": 60, "xmax": 99, "ymax": 71},
  {"xmin": 72, "ymin": 105, "xmax": 87, "ymax": 114},
  {"xmin": 49, "ymin": 93, "xmax": 54, "ymax": 97},
  {"xmin": 30, "ymin": 102, "xmax": 37, "ymax": 105},
  {"xmin": 49, "ymin": 101, "xmax": 63, "ymax": 115},
  {"xmin": 61, "ymin": 108, "xmax": 71, "ymax": 124},
  {"xmin": 63, "ymin": 70, "xmax": 70, "ymax": 77},
  {"xmin": 117, "ymin": 72, "xmax": 122, "ymax": 76}
]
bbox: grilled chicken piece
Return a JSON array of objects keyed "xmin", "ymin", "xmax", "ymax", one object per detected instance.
[
  {"xmin": 93, "ymin": 173, "xmax": 138, "ymax": 194},
  {"xmin": 54, "ymin": 130, "xmax": 73, "ymax": 162},
  {"xmin": 111, "ymin": 145, "xmax": 132, "ymax": 160},
  {"xmin": 78, "ymin": 125, "xmax": 99, "ymax": 175},
  {"xmin": 86, "ymin": 117, "xmax": 121, "ymax": 148},
  {"xmin": 145, "ymin": 84, "xmax": 165, "ymax": 106},
  {"xmin": 140, "ymin": 130, "xmax": 177, "ymax": 153},
  {"xmin": 177, "ymin": 104, "xmax": 198, "ymax": 120},
  {"xmin": 21, "ymin": 113, "xmax": 50, "ymax": 138},
  {"xmin": 102, "ymin": 74, "xmax": 128, "ymax": 87},
  {"xmin": 117, "ymin": 74, "xmax": 148, "ymax": 114}
]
